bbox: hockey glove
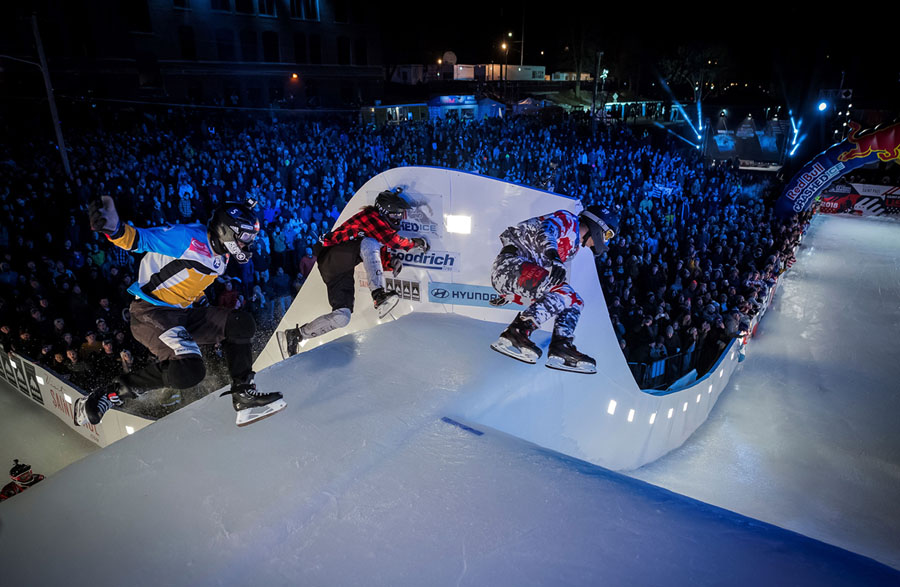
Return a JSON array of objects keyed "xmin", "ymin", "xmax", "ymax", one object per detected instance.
[
  {"xmin": 546, "ymin": 249, "xmax": 566, "ymax": 286},
  {"xmin": 489, "ymin": 295, "xmax": 510, "ymax": 307},
  {"xmin": 390, "ymin": 255, "xmax": 403, "ymax": 277},
  {"xmin": 410, "ymin": 237, "xmax": 430, "ymax": 253},
  {"xmin": 88, "ymin": 196, "xmax": 121, "ymax": 234}
]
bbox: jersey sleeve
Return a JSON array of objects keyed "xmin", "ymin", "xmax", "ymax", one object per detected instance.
[
  {"xmin": 538, "ymin": 214, "xmax": 563, "ymax": 255},
  {"xmin": 107, "ymin": 224, "xmax": 199, "ymax": 257},
  {"xmin": 367, "ymin": 213, "xmax": 416, "ymax": 250}
]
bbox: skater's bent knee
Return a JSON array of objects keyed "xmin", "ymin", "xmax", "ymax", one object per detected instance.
[
  {"xmin": 225, "ymin": 310, "xmax": 256, "ymax": 343},
  {"xmin": 331, "ymin": 307, "xmax": 352, "ymax": 328},
  {"xmin": 164, "ymin": 358, "xmax": 206, "ymax": 389}
]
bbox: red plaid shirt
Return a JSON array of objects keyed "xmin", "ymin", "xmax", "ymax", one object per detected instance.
[{"xmin": 321, "ymin": 207, "xmax": 416, "ymax": 268}]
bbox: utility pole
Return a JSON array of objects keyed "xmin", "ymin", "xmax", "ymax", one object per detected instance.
[
  {"xmin": 520, "ymin": 13, "xmax": 525, "ymax": 67},
  {"xmin": 32, "ymin": 14, "xmax": 71, "ymax": 178},
  {"xmin": 591, "ymin": 51, "xmax": 603, "ymax": 133}
]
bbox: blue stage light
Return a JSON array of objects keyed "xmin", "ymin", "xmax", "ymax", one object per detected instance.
[{"xmin": 817, "ymin": 102, "xmax": 827, "ymax": 112}]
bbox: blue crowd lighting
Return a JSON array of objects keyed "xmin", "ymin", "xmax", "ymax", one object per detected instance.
[{"xmin": 657, "ymin": 77, "xmax": 701, "ymax": 139}]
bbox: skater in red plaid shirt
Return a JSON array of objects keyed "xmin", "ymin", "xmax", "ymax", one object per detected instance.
[{"xmin": 280, "ymin": 188, "xmax": 428, "ymax": 357}]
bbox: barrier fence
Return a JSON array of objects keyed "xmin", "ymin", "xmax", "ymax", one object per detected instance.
[{"xmin": 0, "ymin": 347, "xmax": 153, "ymax": 448}]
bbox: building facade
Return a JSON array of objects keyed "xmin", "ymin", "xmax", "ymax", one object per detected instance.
[{"xmin": 1, "ymin": 0, "xmax": 383, "ymax": 108}]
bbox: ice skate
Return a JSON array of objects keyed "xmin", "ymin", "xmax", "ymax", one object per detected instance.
[
  {"xmin": 73, "ymin": 388, "xmax": 115, "ymax": 427},
  {"xmin": 546, "ymin": 336, "xmax": 596, "ymax": 374},
  {"xmin": 277, "ymin": 325, "xmax": 304, "ymax": 359},
  {"xmin": 372, "ymin": 287, "xmax": 400, "ymax": 318},
  {"xmin": 490, "ymin": 315, "xmax": 541, "ymax": 364},
  {"xmin": 223, "ymin": 373, "xmax": 286, "ymax": 427}
]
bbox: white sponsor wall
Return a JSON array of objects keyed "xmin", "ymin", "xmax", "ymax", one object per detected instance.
[
  {"xmin": 0, "ymin": 351, "xmax": 153, "ymax": 448},
  {"xmin": 257, "ymin": 167, "xmax": 776, "ymax": 470}
]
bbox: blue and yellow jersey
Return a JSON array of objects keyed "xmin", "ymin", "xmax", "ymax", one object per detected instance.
[{"xmin": 107, "ymin": 223, "xmax": 227, "ymax": 309}]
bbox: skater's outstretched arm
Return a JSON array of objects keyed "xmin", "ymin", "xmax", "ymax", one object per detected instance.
[{"xmin": 89, "ymin": 196, "xmax": 210, "ymax": 257}]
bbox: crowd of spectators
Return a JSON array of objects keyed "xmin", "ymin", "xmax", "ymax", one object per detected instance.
[{"xmin": 0, "ymin": 106, "xmax": 810, "ymax": 400}]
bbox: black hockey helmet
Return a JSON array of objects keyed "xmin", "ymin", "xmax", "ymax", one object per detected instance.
[
  {"xmin": 208, "ymin": 200, "xmax": 260, "ymax": 264},
  {"xmin": 374, "ymin": 188, "xmax": 413, "ymax": 227},
  {"xmin": 9, "ymin": 459, "xmax": 33, "ymax": 485},
  {"xmin": 578, "ymin": 206, "xmax": 619, "ymax": 257}
]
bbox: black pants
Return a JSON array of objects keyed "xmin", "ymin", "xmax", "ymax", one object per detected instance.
[
  {"xmin": 122, "ymin": 300, "xmax": 255, "ymax": 394},
  {"xmin": 316, "ymin": 240, "xmax": 362, "ymax": 312}
]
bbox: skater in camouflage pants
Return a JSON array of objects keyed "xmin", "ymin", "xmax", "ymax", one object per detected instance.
[{"xmin": 489, "ymin": 206, "xmax": 618, "ymax": 373}]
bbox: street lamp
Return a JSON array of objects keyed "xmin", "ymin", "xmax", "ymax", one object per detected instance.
[
  {"xmin": 501, "ymin": 41, "xmax": 509, "ymax": 97},
  {"xmin": 1, "ymin": 15, "xmax": 71, "ymax": 177}
]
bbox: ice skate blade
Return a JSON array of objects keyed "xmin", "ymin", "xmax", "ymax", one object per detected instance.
[
  {"xmin": 235, "ymin": 399, "xmax": 287, "ymax": 427},
  {"xmin": 73, "ymin": 396, "xmax": 88, "ymax": 427},
  {"xmin": 545, "ymin": 357, "xmax": 596, "ymax": 374},
  {"xmin": 376, "ymin": 295, "xmax": 400, "ymax": 318},
  {"xmin": 490, "ymin": 339, "xmax": 539, "ymax": 364}
]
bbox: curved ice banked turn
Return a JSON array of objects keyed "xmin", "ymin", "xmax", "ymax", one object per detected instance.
[
  {"xmin": 259, "ymin": 166, "xmax": 743, "ymax": 471},
  {"xmin": 2, "ymin": 310, "xmax": 898, "ymax": 585}
]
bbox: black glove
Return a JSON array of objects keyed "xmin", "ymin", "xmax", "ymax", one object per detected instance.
[
  {"xmin": 546, "ymin": 249, "xmax": 566, "ymax": 286},
  {"xmin": 410, "ymin": 237, "xmax": 430, "ymax": 253},
  {"xmin": 88, "ymin": 196, "xmax": 121, "ymax": 234},
  {"xmin": 390, "ymin": 255, "xmax": 403, "ymax": 277}
]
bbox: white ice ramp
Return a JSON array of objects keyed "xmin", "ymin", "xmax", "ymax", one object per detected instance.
[
  {"xmin": 2, "ymin": 313, "xmax": 898, "ymax": 585},
  {"xmin": 258, "ymin": 167, "xmax": 739, "ymax": 471}
]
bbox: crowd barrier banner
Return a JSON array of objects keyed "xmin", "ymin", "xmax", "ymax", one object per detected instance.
[
  {"xmin": 0, "ymin": 351, "xmax": 153, "ymax": 448},
  {"xmin": 818, "ymin": 182, "xmax": 900, "ymax": 217},
  {"xmin": 776, "ymin": 121, "xmax": 900, "ymax": 218}
]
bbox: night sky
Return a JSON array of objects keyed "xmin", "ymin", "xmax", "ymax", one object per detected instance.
[{"xmin": 379, "ymin": 1, "xmax": 898, "ymax": 105}]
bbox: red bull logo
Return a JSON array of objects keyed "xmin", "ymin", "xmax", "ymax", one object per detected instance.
[{"xmin": 837, "ymin": 121, "xmax": 900, "ymax": 163}]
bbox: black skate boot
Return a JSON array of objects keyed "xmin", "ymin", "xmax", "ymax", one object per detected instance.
[
  {"xmin": 223, "ymin": 372, "xmax": 286, "ymax": 427},
  {"xmin": 277, "ymin": 324, "xmax": 304, "ymax": 358},
  {"xmin": 546, "ymin": 335, "xmax": 596, "ymax": 374},
  {"xmin": 73, "ymin": 380, "xmax": 126, "ymax": 427},
  {"xmin": 491, "ymin": 315, "xmax": 542, "ymax": 364},
  {"xmin": 372, "ymin": 287, "xmax": 400, "ymax": 318}
]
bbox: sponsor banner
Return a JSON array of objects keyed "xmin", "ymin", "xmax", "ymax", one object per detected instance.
[
  {"xmin": 389, "ymin": 249, "xmax": 460, "ymax": 272},
  {"xmin": 428, "ymin": 282, "xmax": 516, "ymax": 309},
  {"xmin": 385, "ymin": 278, "xmax": 421, "ymax": 302},
  {"xmin": 776, "ymin": 121, "xmax": 900, "ymax": 217},
  {"xmin": 819, "ymin": 184, "xmax": 900, "ymax": 217},
  {"xmin": 399, "ymin": 193, "xmax": 443, "ymax": 240}
]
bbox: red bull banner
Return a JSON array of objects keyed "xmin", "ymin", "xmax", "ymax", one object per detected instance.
[{"xmin": 776, "ymin": 121, "xmax": 900, "ymax": 217}]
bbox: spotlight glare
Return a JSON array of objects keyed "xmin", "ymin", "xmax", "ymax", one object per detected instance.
[{"xmin": 818, "ymin": 102, "xmax": 827, "ymax": 111}]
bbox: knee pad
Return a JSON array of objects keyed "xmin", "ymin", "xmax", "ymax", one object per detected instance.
[
  {"xmin": 225, "ymin": 310, "xmax": 256, "ymax": 344},
  {"xmin": 163, "ymin": 357, "xmax": 206, "ymax": 389}
]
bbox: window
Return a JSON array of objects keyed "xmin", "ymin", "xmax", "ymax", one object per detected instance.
[
  {"xmin": 258, "ymin": 0, "xmax": 276, "ymax": 15},
  {"xmin": 290, "ymin": 0, "xmax": 318, "ymax": 20},
  {"xmin": 262, "ymin": 31, "xmax": 279, "ymax": 62},
  {"xmin": 124, "ymin": 0, "xmax": 152, "ymax": 32},
  {"xmin": 235, "ymin": 0, "xmax": 254, "ymax": 14},
  {"xmin": 216, "ymin": 28, "xmax": 235, "ymax": 61},
  {"xmin": 178, "ymin": 26, "xmax": 197, "ymax": 59},
  {"xmin": 240, "ymin": 29, "xmax": 258, "ymax": 61},
  {"xmin": 333, "ymin": 0, "xmax": 349, "ymax": 23},
  {"xmin": 354, "ymin": 38, "xmax": 367, "ymax": 66},
  {"xmin": 247, "ymin": 86, "xmax": 262, "ymax": 107},
  {"xmin": 293, "ymin": 33, "xmax": 306, "ymax": 63},
  {"xmin": 210, "ymin": 0, "xmax": 230, "ymax": 10},
  {"xmin": 337, "ymin": 36, "xmax": 350, "ymax": 66},
  {"xmin": 269, "ymin": 85, "xmax": 283, "ymax": 103},
  {"xmin": 309, "ymin": 34, "xmax": 321, "ymax": 64}
]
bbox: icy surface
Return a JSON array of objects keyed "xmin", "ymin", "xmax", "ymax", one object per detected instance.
[
  {"xmin": 0, "ymin": 379, "xmax": 97, "ymax": 475},
  {"xmin": 1, "ymin": 310, "xmax": 898, "ymax": 585},
  {"xmin": 630, "ymin": 215, "xmax": 900, "ymax": 570}
]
